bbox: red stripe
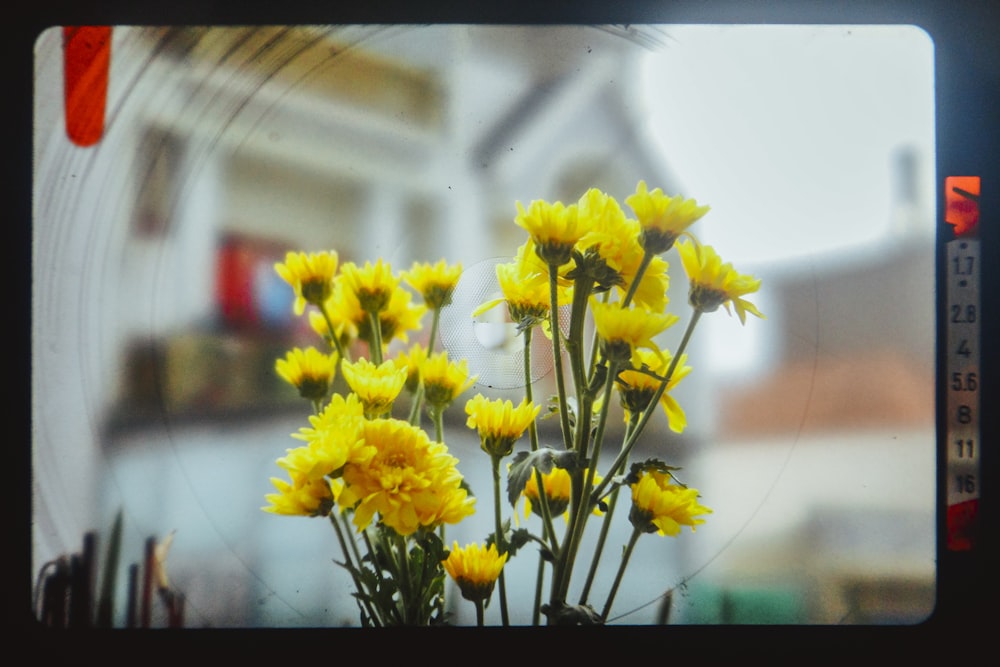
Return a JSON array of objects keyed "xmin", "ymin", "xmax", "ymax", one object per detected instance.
[
  {"xmin": 63, "ymin": 26, "xmax": 111, "ymax": 147},
  {"xmin": 947, "ymin": 499, "xmax": 977, "ymax": 551}
]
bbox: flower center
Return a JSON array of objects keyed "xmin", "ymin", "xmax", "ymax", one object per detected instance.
[{"xmin": 689, "ymin": 284, "xmax": 728, "ymax": 313}]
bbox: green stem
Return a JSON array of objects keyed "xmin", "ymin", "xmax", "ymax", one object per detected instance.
[
  {"xmin": 318, "ymin": 302, "xmax": 347, "ymax": 362},
  {"xmin": 567, "ymin": 278, "xmax": 594, "ymax": 457},
  {"xmin": 523, "ymin": 325, "xmax": 539, "ymax": 451},
  {"xmin": 427, "ymin": 307, "xmax": 442, "ymax": 354},
  {"xmin": 491, "ymin": 453, "xmax": 511, "ymax": 626},
  {"xmin": 548, "ymin": 275, "xmax": 598, "ymax": 612},
  {"xmin": 328, "ymin": 513, "xmax": 382, "ymax": 627},
  {"xmin": 601, "ymin": 527, "xmax": 642, "ymax": 621},
  {"xmin": 365, "ymin": 529, "xmax": 403, "ymax": 625},
  {"xmin": 408, "ymin": 383, "xmax": 425, "ymax": 425},
  {"xmin": 629, "ymin": 309, "xmax": 701, "ymax": 448},
  {"xmin": 436, "ymin": 524, "xmax": 446, "ymax": 620},
  {"xmin": 553, "ymin": 358, "xmax": 617, "ymax": 605},
  {"xmin": 522, "ymin": 326, "xmax": 558, "ymax": 552},
  {"xmin": 592, "ymin": 310, "xmax": 702, "ymax": 504},
  {"xmin": 580, "ymin": 413, "xmax": 639, "ymax": 604},
  {"xmin": 339, "ymin": 513, "xmax": 367, "ymax": 580},
  {"xmin": 368, "ymin": 311, "xmax": 384, "ymax": 365},
  {"xmin": 621, "ymin": 250, "xmax": 654, "ymax": 309},
  {"xmin": 474, "ymin": 598, "xmax": 485, "ymax": 626},
  {"xmin": 583, "ymin": 359, "xmax": 618, "ymax": 503},
  {"xmin": 431, "ymin": 406, "xmax": 445, "ymax": 443},
  {"xmin": 585, "ymin": 291, "xmax": 610, "ymax": 387},
  {"xmin": 532, "ymin": 549, "xmax": 546, "ymax": 626},
  {"xmin": 404, "ymin": 307, "xmax": 442, "ymax": 426},
  {"xmin": 522, "ymin": 325, "xmax": 559, "ymax": 626},
  {"xmin": 578, "ymin": 486, "xmax": 620, "ymax": 606},
  {"xmin": 548, "ymin": 267, "xmax": 573, "ymax": 452},
  {"xmin": 392, "ymin": 531, "xmax": 414, "ymax": 624}
]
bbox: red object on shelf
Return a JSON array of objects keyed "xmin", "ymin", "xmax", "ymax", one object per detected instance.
[
  {"xmin": 63, "ymin": 26, "xmax": 111, "ymax": 147},
  {"xmin": 216, "ymin": 235, "xmax": 261, "ymax": 329},
  {"xmin": 215, "ymin": 233, "xmax": 297, "ymax": 331}
]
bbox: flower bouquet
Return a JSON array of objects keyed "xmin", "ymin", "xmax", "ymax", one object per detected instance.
[{"xmin": 262, "ymin": 181, "xmax": 763, "ymax": 626}]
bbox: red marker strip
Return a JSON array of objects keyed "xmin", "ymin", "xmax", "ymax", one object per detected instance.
[
  {"xmin": 944, "ymin": 176, "xmax": 980, "ymax": 238},
  {"xmin": 947, "ymin": 499, "xmax": 978, "ymax": 552},
  {"xmin": 63, "ymin": 26, "xmax": 112, "ymax": 147}
]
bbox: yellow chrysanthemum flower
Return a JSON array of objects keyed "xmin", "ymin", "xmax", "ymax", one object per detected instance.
[
  {"xmin": 625, "ymin": 181, "xmax": 710, "ymax": 254},
  {"xmin": 403, "ymin": 260, "xmax": 463, "ymax": 309},
  {"xmin": 442, "ymin": 542, "xmax": 508, "ymax": 602},
  {"xmin": 291, "ymin": 393, "xmax": 366, "ymax": 444},
  {"xmin": 472, "ymin": 240, "xmax": 571, "ymax": 335},
  {"xmin": 493, "ymin": 256, "xmax": 550, "ymax": 323},
  {"xmin": 523, "ymin": 466, "xmax": 571, "ymax": 518},
  {"xmin": 306, "ymin": 276, "xmax": 360, "ymax": 348},
  {"xmin": 515, "ymin": 199, "xmax": 591, "ymax": 266},
  {"xmin": 676, "ymin": 238, "xmax": 764, "ymax": 324},
  {"xmin": 395, "ymin": 342, "xmax": 429, "ymax": 394},
  {"xmin": 570, "ymin": 189, "xmax": 633, "ymax": 289},
  {"xmin": 275, "ymin": 436, "xmax": 351, "ymax": 485},
  {"xmin": 591, "ymin": 301, "xmax": 679, "ymax": 366},
  {"xmin": 629, "ymin": 471, "xmax": 712, "ymax": 536},
  {"xmin": 617, "ymin": 348, "xmax": 692, "ymax": 434},
  {"xmin": 576, "ymin": 187, "xmax": 628, "ymax": 234},
  {"xmin": 521, "ymin": 467, "xmax": 603, "ymax": 520},
  {"xmin": 516, "ymin": 237, "xmax": 575, "ymax": 299},
  {"xmin": 432, "ymin": 483, "xmax": 479, "ymax": 527},
  {"xmin": 274, "ymin": 250, "xmax": 338, "ymax": 316},
  {"xmin": 340, "ymin": 259, "xmax": 400, "ymax": 314},
  {"xmin": 419, "ymin": 351, "xmax": 478, "ymax": 411},
  {"xmin": 338, "ymin": 418, "xmax": 475, "ymax": 535},
  {"xmin": 280, "ymin": 400, "xmax": 371, "ymax": 483},
  {"xmin": 262, "ymin": 474, "xmax": 337, "ymax": 517},
  {"xmin": 357, "ymin": 286, "xmax": 427, "ymax": 348},
  {"xmin": 308, "ymin": 306, "xmax": 353, "ymax": 352},
  {"xmin": 573, "ymin": 190, "xmax": 672, "ymax": 310},
  {"xmin": 316, "ymin": 280, "xmax": 425, "ymax": 353},
  {"xmin": 340, "ymin": 357, "xmax": 408, "ymax": 417},
  {"xmin": 274, "ymin": 347, "xmax": 339, "ymax": 401},
  {"xmin": 465, "ymin": 394, "xmax": 540, "ymax": 458},
  {"xmin": 622, "ymin": 252, "xmax": 671, "ymax": 312}
]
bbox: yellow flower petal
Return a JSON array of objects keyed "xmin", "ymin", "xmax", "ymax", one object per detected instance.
[
  {"xmin": 442, "ymin": 541, "xmax": 508, "ymax": 602},
  {"xmin": 629, "ymin": 471, "xmax": 712, "ymax": 536},
  {"xmin": 626, "ymin": 181, "xmax": 709, "ymax": 253},
  {"xmin": 340, "ymin": 358, "xmax": 407, "ymax": 416},
  {"xmin": 465, "ymin": 394, "xmax": 540, "ymax": 458},
  {"xmin": 677, "ymin": 238, "xmax": 764, "ymax": 324},
  {"xmin": 274, "ymin": 250, "xmax": 338, "ymax": 316},
  {"xmin": 403, "ymin": 259, "xmax": 463, "ymax": 309}
]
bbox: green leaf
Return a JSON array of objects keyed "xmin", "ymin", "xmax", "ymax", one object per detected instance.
[
  {"xmin": 625, "ymin": 458, "xmax": 683, "ymax": 486},
  {"xmin": 506, "ymin": 528, "xmax": 532, "ymax": 557},
  {"xmin": 484, "ymin": 518, "xmax": 513, "ymax": 552},
  {"xmin": 506, "ymin": 447, "xmax": 577, "ymax": 507}
]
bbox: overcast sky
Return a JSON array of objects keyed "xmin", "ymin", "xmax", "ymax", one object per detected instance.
[{"xmin": 642, "ymin": 24, "xmax": 936, "ymax": 268}]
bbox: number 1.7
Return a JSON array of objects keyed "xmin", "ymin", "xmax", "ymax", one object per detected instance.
[{"xmin": 952, "ymin": 255, "xmax": 975, "ymax": 276}]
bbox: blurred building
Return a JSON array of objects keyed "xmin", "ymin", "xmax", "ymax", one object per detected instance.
[{"xmin": 675, "ymin": 146, "xmax": 936, "ymax": 624}]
